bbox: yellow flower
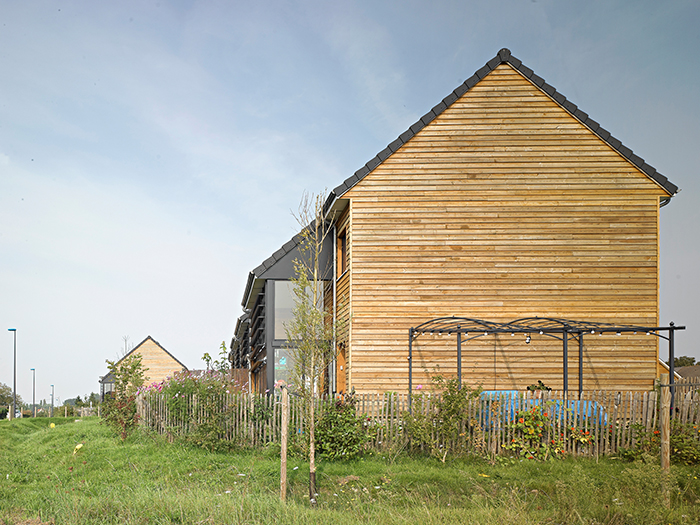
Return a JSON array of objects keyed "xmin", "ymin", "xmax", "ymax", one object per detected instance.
[{"xmin": 50, "ymin": 423, "xmax": 55, "ymax": 429}]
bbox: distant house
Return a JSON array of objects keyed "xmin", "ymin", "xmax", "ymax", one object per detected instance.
[
  {"xmin": 676, "ymin": 365, "xmax": 700, "ymax": 380},
  {"xmin": 99, "ymin": 336, "xmax": 187, "ymax": 400},
  {"xmin": 230, "ymin": 48, "xmax": 679, "ymax": 395}
]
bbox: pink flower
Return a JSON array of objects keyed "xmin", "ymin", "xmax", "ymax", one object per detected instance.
[{"xmin": 416, "ymin": 385, "xmax": 422, "ymax": 390}]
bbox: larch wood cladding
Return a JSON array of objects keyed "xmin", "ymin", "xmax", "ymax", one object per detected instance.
[
  {"xmin": 334, "ymin": 207, "xmax": 352, "ymax": 390},
  {"xmin": 341, "ymin": 64, "xmax": 669, "ymax": 395},
  {"xmin": 133, "ymin": 338, "xmax": 186, "ymax": 384}
]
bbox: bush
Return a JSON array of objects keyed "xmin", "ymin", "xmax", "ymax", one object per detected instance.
[
  {"xmin": 619, "ymin": 420, "xmax": 700, "ymax": 465},
  {"xmin": 316, "ymin": 393, "xmax": 372, "ymax": 460},
  {"xmin": 102, "ymin": 354, "xmax": 145, "ymax": 440},
  {"xmin": 402, "ymin": 376, "xmax": 482, "ymax": 459},
  {"xmin": 139, "ymin": 369, "xmax": 242, "ymax": 451}
]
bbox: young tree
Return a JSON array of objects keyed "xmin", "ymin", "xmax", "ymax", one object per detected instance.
[
  {"xmin": 102, "ymin": 354, "xmax": 146, "ymax": 440},
  {"xmin": 285, "ymin": 191, "xmax": 336, "ymax": 505}
]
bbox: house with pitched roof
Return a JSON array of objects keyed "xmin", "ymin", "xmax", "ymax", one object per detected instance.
[
  {"xmin": 99, "ymin": 336, "xmax": 187, "ymax": 400},
  {"xmin": 230, "ymin": 48, "xmax": 679, "ymax": 395}
]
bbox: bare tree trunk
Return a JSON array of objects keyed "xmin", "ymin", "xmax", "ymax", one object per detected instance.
[
  {"xmin": 280, "ymin": 386, "xmax": 289, "ymax": 502},
  {"xmin": 309, "ymin": 355, "xmax": 317, "ymax": 504}
]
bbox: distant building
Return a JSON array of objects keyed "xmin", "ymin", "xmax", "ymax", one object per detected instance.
[
  {"xmin": 676, "ymin": 365, "xmax": 700, "ymax": 380},
  {"xmin": 99, "ymin": 336, "xmax": 187, "ymax": 401}
]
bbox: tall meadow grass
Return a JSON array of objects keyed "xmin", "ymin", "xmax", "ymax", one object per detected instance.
[{"xmin": 0, "ymin": 417, "xmax": 698, "ymax": 524}]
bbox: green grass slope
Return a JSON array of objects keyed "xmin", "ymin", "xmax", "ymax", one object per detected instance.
[{"xmin": 0, "ymin": 417, "xmax": 698, "ymax": 524}]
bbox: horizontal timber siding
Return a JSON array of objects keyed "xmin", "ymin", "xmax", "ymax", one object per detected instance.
[{"xmin": 342, "ymin": 64, "xmax": 667, "ymax": 394}]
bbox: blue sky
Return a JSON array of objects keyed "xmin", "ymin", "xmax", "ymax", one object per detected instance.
[{"xmin": 1, "ymin": 0, "xmax": 698, "ymax": 403}]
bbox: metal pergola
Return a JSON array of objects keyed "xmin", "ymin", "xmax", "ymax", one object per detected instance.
[{"xmin": 408, "ymin": 316, "xmax": 685, "ymax": 407}]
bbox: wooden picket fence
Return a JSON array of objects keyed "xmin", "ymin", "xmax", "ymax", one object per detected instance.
[{"xmin": 137, "ymin": 382, "xmax": 700, "ymax": 457}]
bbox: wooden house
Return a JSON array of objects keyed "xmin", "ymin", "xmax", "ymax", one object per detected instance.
[
  {"xmin": 100, "ymin": 336, "xmax": 187, "ymax": 400},
  {"xmin": 230, "ymin": 48, "xmax": 679, "ymax": 395}
]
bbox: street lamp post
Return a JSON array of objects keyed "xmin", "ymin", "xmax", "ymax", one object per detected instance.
[
  {"xmin": 8, "ymin": 329, "xmax": 16, "ymax": 420},
  {"xmin": 30, "ymin": 368, "xmax": 36, "ymax": 417},
  {"xmin": 50, "ymin": 385, "xmax": 54, "ymax": 418}
]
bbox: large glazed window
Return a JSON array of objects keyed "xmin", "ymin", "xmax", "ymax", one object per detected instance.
[{"xmin": 273, "ymin": 280, "xmax": 295, "ymax": 340}]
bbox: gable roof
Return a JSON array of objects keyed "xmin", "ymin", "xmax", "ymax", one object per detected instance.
[
  {"xmin": 101, "ymin": 336, "xmax": 188, "ymax": 381},
  {"xmin": 323, "ymin": 47, "xmax": 678, "ymax": 214},
  {"xmin": 242, "ymin": 47, "xmax": 680, "ymax": 308}
]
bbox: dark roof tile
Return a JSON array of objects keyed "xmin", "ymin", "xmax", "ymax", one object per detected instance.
[
  {"xmin": 421, "ymin": 111, "xmax": 436, "ymax": 125},
  {"xmin": 453, "ymin": 83, "xmax": 468, "ymax": 97},
  {"xmin": 519, "ymin": 64, "xmax": 533, "ymax": 78},
  {"xmin": 553, "ymin": 92, "xmax": 566, "ymax": 104},
  {"xmin": 530, "ymin": 73, "xmax": 545, "ymax": 87},
  {"xmin": 388, "ymin": 138, "xmax": 403, "ymax": 152},
  {"xmin": 332, "ymin": 182, "xmax": 348, "ymax": 196},
  {"xmin": 465, "ymin": 75, "xmax": 479, "ymax": 89},
  {"xmin": 618, "ymin": 145, "xmax": 632, "ymax": 158},
  {"xmin": 585, "ymin": 118, "xmax": 600, "ymax": 132},
  {"xmin": 377, "ymin": 147, "xmax": 392, "ymax": 162},
  {"xmin": 562, "ymin": 100, "xmax": 577, "ymax": 113},
  {"xmin": 366, "ymin": 156, "xmax": 381, "ymax": 171},
  {"xmin": 574, "ymin": 109, "xmax": 588, "ymax": 121},
  {"xmin": 475, "ymin": 64, "xmax": 490, "ymax": 79},
  {"xmin": 641, "ymin": 163, "xmax": 655, "ymax": 176},
  {"xmin": 431, "ymin": 101, "xmax": 447, "ymax": 114},
  {"xmin": 654, "ymin": 172, "xmax": 668, "ymax": 184},
  {"xmin": 542, "ymin": 83, "xmax": 556, "ymax": 96},
  {"xmin": 410, "ymin": 120, "xmax": 425, "ymax": 134},
  {"xmin": 356, "ymin": 166, "xmax": 370, "ymax": 178},
  {"xmin": 597, "ymin": 128, "xmax": 611, "ymax": 141},
  {"xmin": 486, "ymin": 56, "xmax": 500, "ymax": 69},
  {"xmin": 442, "ymin": 92, "xmax": 458, "ymax": 106},
  {"xmin": 399, "ymin": 129, "xmax": 413, "ymax": 142},
  {"xmin": 498, "ymin": 48, "xmax": 511, "ymax": 61}
]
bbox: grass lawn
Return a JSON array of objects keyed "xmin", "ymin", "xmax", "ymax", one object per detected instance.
[{"xmin": 0, "ymin": 417, "xmax": 698, "ymax": 524}]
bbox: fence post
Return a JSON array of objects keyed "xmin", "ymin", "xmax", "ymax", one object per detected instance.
[
  {"xmin": 280, "ymin": 385, "xmax": 289, "ymax": 502},
  {"xmin": 660, "ymin": 374, "xmax": 671, "ymax": 472}
]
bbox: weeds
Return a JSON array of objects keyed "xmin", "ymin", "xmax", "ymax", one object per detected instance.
[{"xmin": 1, "ymin": 417, "xmax": 699, "ymax": 524}]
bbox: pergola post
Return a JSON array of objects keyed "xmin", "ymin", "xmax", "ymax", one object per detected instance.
[
  {"xmin": 457, "ymin": 325, "xmax": 462, "ymax": 390},
  {"xmin": 669, "ymin": 322, "xmax": 676, "ymax": 410},
  {"xmin": 408, "ymin": 328, "xmax": 413, "ymax": 411},
  {"xmin": 578, "ymin": 332, "xmax": 584, "ymax": 397},
  {"xmin": 563, "ymin": 330, "xmax": 568, "ymax": 396}
]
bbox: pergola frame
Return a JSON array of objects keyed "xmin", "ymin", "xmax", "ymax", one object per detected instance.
[{"xmin": 408, "ymin": 317, "xmax": 685, "ymax": 408}]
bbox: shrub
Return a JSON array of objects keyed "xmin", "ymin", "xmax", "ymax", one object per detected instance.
[
  {"xmin": 402, "ymin": 376, "xmax": 482, "ymax": 459},
  {"xmin": 138, "ymin": 369, "xmax": 243, "ymax": 451},
  {"xmin": 102, "ymin": 354, "xmax": 145, "ymax": 440},
  {"xmin": 619, "ymin": 420, "xmax": 700, "ymax": 465},
  {"xmin": 316, "ymin": 393, "xmax": 372, "ymax": 460}
]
